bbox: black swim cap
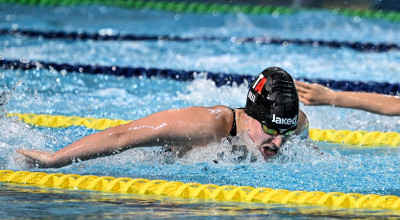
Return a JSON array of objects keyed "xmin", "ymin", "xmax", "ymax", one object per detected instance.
[{"xmin": 244, "ymin": 67, "xmax": 299, "ymax": 133}]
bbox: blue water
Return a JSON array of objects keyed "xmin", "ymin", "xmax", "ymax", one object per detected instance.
[{"xmin": 1, "ymin": 3, "xmax": 400, "ymax": 219}]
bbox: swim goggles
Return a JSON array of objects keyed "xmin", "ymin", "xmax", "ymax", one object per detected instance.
[{"xmin": 261, "ymin": 124, "xmax": 296, "ymax": 136}]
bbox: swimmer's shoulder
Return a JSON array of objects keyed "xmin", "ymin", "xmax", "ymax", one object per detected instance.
[
  {"xmin": 296, "ymin": 109, "xmax": 309, "ymax": 138},
  {"xmin": 207, "ymin": 105, "xmax": 238, "ymax": 136}
]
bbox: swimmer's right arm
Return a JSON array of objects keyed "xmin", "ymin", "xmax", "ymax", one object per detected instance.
[
  {"xmin": 17, "ymin": 106, "xmax": 234, "ymax": 168},
  {"xmin": 295, "ymin": 81, "xmax": 400, "ymax": 116}
]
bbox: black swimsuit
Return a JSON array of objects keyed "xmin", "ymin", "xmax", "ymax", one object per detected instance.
[
  {"xmin": 229, "ymin": 108, "xmax": 237, "ymax": 137},
  {"xmin": 215, "ymin": 108, "xmax": 251, "ymax": 164}
]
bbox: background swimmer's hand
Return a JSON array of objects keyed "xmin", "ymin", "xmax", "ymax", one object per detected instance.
[
  {"xmin": 295, "ymin": 81, "xmax": 335, "ymax": 106},
  {"xmin": 16, "ymin": 149, "xmax": 55, "ymax": 168}
]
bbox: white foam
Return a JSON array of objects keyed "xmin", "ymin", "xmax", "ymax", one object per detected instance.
[
  {"xmin": 175, "ymin": 74, "xmax": 248, "ymax": 107},
  {"xmin": 86, "ymin": 87, "xmax": 131, "ymax": 97},
  {"xmin": 0, "ymin": 116, "xmax": 49, "ymax": 170},
  {"xmin": 271, "ymin": 136, "xmax": 346, "ymax": 165}
]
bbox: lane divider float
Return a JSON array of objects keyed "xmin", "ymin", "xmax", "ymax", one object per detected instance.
[
  {"xmin": 1, "ymin": 59, "xmax": 399, "ymax": 95},
  {"xmin": 2, "ymin": 28, "xmax": 399, "ymax": 53},
  {"xmin": 1, "ymin": 170, "xmax": 400, "ymax": 211}
]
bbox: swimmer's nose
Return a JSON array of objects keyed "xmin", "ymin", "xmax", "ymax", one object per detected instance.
[{"xmin": 271, "ymin": 135, "xmax": 284, "ymax": 147}]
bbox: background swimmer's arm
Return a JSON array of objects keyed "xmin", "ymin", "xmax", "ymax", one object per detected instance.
[
  {"xmin": 331, "ymin": 92, "xmax": 400, "ymax": 116},
  {"xmin": 295, "ymin": 81, "xmax": 400, "ymax": 116},
  {"xmin": 17, "ymin": 106, "xmax": 234, "ymax": 168}
]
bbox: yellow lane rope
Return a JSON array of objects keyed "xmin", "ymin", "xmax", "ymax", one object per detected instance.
[
  {"xmin": 6, "ymin": 113, "xmax": 400, "ymax": 147},
  {"xmin": 1, "ymin": 170, "xmax": 400, "ymax": 211}
]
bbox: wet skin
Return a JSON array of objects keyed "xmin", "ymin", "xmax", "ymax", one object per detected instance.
[
  {"xmin": 239, "ymin": 112, "xmax": 288, "ymax": 161},
  {"xmin": 16, "ymin": 106, "xmax": 306, "ymax": 168}
]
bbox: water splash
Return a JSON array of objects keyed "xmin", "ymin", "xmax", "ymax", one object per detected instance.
[
  {"xmin": 0, "ymin": 91, "xmax": 8, "ymax": 118},
  {"xmin": 0, "ymin": 116, "xmax": 49, "ymax": 170},
  {"xmin": 178, "ymin": 136, "xmax": 257, "ymax": 165},
  {"xmin": 0, "ymin": 84, "xmax": 59, "ymax": 170},
  {"xmin": 271, "ymin": 136, "xmax": 346, "ymax": 165},
  {"xmin": 175, "ymin": 74, "xmax": 248, "ymax": 107}
]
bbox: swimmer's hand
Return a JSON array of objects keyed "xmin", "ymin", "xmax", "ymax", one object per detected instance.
[
  {"xmin": 16, "ymin": 149, "xmax": 57, "ymax": 168},
  {"xmin": 295, "ymin": 81, "xmax": 335, "ymax": 106}
]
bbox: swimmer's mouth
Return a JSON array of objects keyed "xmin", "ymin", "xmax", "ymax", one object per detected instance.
[{"xmin": 261, "ymin": 146, "xmax": 279, "ymax": 157}]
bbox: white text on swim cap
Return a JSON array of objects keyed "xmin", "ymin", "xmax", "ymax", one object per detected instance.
[
  {"xmin": 248, "ymin": 91, "xmax": 255, "ymax": 102},
  {"xmin": 272, "ymin": 114, "xmax": 298, "ymax": 125}
]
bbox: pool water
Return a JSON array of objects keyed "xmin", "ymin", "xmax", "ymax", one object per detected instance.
[{"xmin": 1, "ymin": 3, "xmax": 400, "ymax": 219}]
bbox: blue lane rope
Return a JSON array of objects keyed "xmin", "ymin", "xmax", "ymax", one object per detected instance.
[
  {"xmin": 1, "ymin": 28, "xmax": 400, "ymax": 53},
  {"xmin": 1, "ymin": 59, "xmax": 399, "ymax": 95}
]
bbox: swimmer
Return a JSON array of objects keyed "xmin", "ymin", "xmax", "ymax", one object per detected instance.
[
  {"xmin": 17, "ymin": 67, "xmax": 310, "ymax": 168},
  {"xmin": 295, "ymin": 81, "xmax": 400, "ymax": 116}
]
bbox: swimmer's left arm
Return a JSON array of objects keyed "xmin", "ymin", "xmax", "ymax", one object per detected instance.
[{"xmin": 17, "ymin": 105, "xmax": 233, "ymax": 168}]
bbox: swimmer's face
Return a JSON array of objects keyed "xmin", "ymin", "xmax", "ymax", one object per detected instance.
[{"xmin": 245, "ymin": 115, "xmax": 287, "ymax": 160}]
